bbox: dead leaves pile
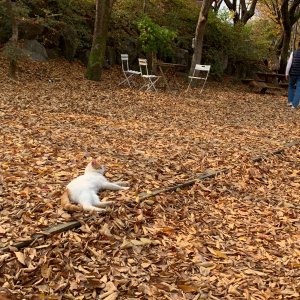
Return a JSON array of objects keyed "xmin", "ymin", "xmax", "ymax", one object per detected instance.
[{"xmin": 0, "ymin": 54, "xmax": 299, "ymax": 299}]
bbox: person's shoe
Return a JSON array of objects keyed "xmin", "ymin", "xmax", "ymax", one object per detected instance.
[
  {"xmin": 287, "ymin": 102, "xmax": 293, "ymax": 106},
  {"xmin": 291, "ymin": 105, "xmax": 296, "ymax": 109}
]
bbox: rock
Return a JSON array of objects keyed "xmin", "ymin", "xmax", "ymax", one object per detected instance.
[{"xmin": 22, "ymin": 39, "xmax": 48, "ymax": 62}]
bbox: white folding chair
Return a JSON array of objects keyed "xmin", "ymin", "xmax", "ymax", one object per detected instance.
[
  {"xmin": 138, "ymin": 58, "xmax": 160, "ymax": 92},
  {"xmin": 186, "ymin": 64, "xmax": 211, "ymax": 93},
  {"xmin": 119, "ymin": 54, "xmax": 140, "ymax": 87}
]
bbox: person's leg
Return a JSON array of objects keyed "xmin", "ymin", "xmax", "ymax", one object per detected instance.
[
  {"xmin": 292, "ymin": 76, "xmax": 300, "ymax": 108},
  {"xmin": 288, "ymin": 76, "xmax": 296, "ymax": 104}
]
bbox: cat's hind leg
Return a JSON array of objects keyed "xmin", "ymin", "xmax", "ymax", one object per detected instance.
[
  {"xmin": 91, "ymin": 192, "xmax": 114, "ymax": 208},
  {"xmin": 113, "ymin": 181, "xmax": 130, "ymax": 187},
  {"xmin": 78, "ymin": 191, "xmax": 106, "ymax": 212},
  {"xmin": 102, "ymin": 182, "xmax": 129, "ymax": 191},
  {"xmin": 82, "ymin": 203, "xmax": 106, "ymax": 212}
]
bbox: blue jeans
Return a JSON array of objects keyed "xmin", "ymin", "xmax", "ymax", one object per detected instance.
[{"xmin": 288, "ymin": 75, "xmax": 300, "ymax": 107}]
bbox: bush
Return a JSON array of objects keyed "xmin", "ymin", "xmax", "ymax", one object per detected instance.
[
  {"xmin": 1, "ymin": 0, "xmax": 94, "ymax": 57},
  {"xmin": 136, "ymin": 15, "xmax": 176, "ymax": 57},
  {"xmin": 1, "ymin": 0, "xmax": 275, "ymax": 78},
  {"xmin": 204, "ymin": 10, "xmax": 272, "ymax": 78}
]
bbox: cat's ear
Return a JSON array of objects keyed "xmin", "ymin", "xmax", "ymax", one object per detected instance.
[
  {"xmin": 91, "ymin": 158, "xmax": 101, "ymax": 169},
  {"xmin": 91, "ymin": 159, "xmax": 98, "ymax": 168}
]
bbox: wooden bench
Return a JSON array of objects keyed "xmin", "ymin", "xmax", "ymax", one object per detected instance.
[
  {"xmin": 242, "ymin": 79, "xmax": 283, "ymax": 94},
  {"xmin": 279, "ymin": 82, "xmax": 289, "ymax": 88},
  {"xmin": 256, "ymin": 72, "xmax": 286, "ymax": 83},
  {"xmin": 242, "ymin": 72, "xmax": 288, "ymax": 94}
]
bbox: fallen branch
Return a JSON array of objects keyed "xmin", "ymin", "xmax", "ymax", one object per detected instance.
[
  {"xmin": 136, "ymin": 168, "xmax": 229, "ymax": 202},
  {"xmin": 0, "ymin": 220, "xmax": 81, "ymax": 252},
  {"xmin": 252, "ymin": 140, "xmax": 300, "ymax": 162}
]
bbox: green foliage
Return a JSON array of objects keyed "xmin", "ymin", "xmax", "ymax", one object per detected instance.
[
  {"xmin": 249, "ymin": 18, "xmax": 279, "ymax": 53},
  {"xmin": 0, "ymin": 0, "xmax": 94, "ymax": 53},
  {"xmin": 204, "ymin": 11, "xmax": 272, "ymax": 77},
  {"xmin": 136, "ymin": 15, "xmax": 176, "ymax": 56},
  {"xmin": 2, "ymin": 41, "xmax": 25, "ymax": 62},
  {"xmin": 43, "ymin": 0, "xmax": 94, "ymax": 51},
  {"xmin": 0, "ymin": 3, "xmax": 11, "ymax": 42},
  {"xmin": 0, "ymin": 0, "xmax": 279, "ymax": 78},
  {"xmin": 112, "ymin": 0, "xmax": 198, "ymax": 50},
  {"xmin": 148, "ymin": 0, "xmax": 199, "ymax": 49}
]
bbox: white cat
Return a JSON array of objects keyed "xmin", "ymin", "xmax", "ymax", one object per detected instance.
[{"xmin": 61, "ymin": 158, "xmax": 129, "ymax": 212}]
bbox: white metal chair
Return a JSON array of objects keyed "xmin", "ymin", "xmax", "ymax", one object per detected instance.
[
  {"xmin": 119, "ymin": 54, "xmax": 140, "ymax": 87},
  {"xmin": 138, "ymin": 58, "xmax": 160, "ymax": 92},
  {"xmin": 186, "ymin": 64, "xmax": 211, "ymax": 93}
]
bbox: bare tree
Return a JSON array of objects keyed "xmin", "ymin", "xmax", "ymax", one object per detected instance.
[
  {"xmin": 86, "ymin": 0, "xmax": 115, "ymax": 81},
  {"xmin": 212, "ymin": 0, "xmax": 223, "ymax": 12},
  {"xmin": 257, "ymin": 0, "xmax": 300, "ymax": 72},
  {"xmin": 278, "ymin": 0, "xmax": 300, "ymax": 73},
  {"xmin": 223, "ymin": 0, "xmax": 258, "ymax": 24},
  {"xmin": 190, "ymin": 0, "xmax": 214, "ymax": 74}
]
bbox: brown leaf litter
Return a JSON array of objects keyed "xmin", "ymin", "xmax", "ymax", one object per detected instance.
[{"xmin": 0, "ymin": 54, "xmax": 299, "ymax": 299}]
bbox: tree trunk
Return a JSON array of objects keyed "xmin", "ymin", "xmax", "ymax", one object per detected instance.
[
  {"xmin": 292, "ymin": 20, "xmax": 299, "ymax": 51},
  {"xmin": 190, "ymin": 0, "xmax": 213, "ymax": 74},
  {"xmin": 6, "ymin": 0, "xmax": 18, "ymax": 79},
  {"xmin": 279, "ymin": 29, "xmax": 292, "ymax": 73},
  {"xmin": 277, "ymin": 0, "xmax": 300, "ymax": 73},
  {"xmin": 240, "ymin": 0, "xmax": 258, "ymax": 24},
  {"xmin": 86, "ymin": 0, "xmax": 114, "ymax": 81},
  {"xmin": 224, "ymin": 0, "xmax": 258, "ymax": 25},
  {"xmin": 212, "ymin": 0, "xmax": 223, "ymax": 12}
]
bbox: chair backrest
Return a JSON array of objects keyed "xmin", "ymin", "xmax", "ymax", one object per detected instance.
[
  {"xmin": 193, "ymin": 64, "xmax": 210, "ymax": 78},
  {"xmin": 138, "ymin": 58, "xmax": 149, "ymax": 76},
  {"xmin": 121, "ymin": 54, "xmax": 129, "ymax": 72}
]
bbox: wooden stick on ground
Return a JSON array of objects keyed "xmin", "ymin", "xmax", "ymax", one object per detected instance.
[
  {"xmin": 252, "ymin": 140, "xmax": 300, "ymax": 162},
  {"xmin": 0, "ymin": 221, "xmax": 81, "ymax": 252},
  {"xmin": 136, "ymin": 168, "xmax": 229, "ymax": 202}
]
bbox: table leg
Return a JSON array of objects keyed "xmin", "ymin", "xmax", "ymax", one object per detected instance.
[
  {"xmin": 159, "ymin": 66, "xmax": 171, "ymax": 91},
  {"xmin": 171, "ymin": 72, "xmax": 180, "ymax": 90}
]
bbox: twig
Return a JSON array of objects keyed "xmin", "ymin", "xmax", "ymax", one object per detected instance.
[
  {"xmin": 137, "ymin": 168, "xmax": 229, "ymax": 202},
  {"xmin": 0, "ymin": 220, "xmax": 81, "ymax": 252},
  {"xmin": 252, "ymin": 140, "xmax": 300, "ymax": 162}
]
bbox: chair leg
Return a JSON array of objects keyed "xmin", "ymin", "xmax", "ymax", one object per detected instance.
[
  {"xmin": 145, "ymin": 82, "xmax": 153, "ymax": 92},
  {"xmin": 146, "ymin": 78, "xmax": 159, "ymax": 92},
  {"xmin": 119, "ymin": 73, "xmax": 137, "ymax": 88},
  {"xmin": 119, "ymin": 78, "xmax": 129, "ymax": 87},
  {"xmin": 139, "ymin": 78, "xmax": 148, "ymax": 91},
  {"xmin": 199, "ymin": 79, "xmax": 207, "ymax": 94},
  {"xmin": 119, "ymin": 76, "xmax": 131, "ymax": 87},
  {"xmin": 153, "ymin": 78, "xmax": 160, "ymax": 92},
  {"xmin": 145, "ymin": 80, "xmax": 154, "ymax": 92},
  {"xmin": 127, "ymin": 75, "xmax": 133, "ymax": 87},
  {"xmin": 186, "ymin": 79, "xmax": 193, "ymax": 91}
]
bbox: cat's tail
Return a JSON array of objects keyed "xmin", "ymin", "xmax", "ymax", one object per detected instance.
[{"xmin": 61, "ymin": 189, "xmax": 82, "ymax": 212}]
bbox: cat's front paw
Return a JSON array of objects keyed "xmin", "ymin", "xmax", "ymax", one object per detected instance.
[{"xmin": 115, "ymin": 181, "xmax": 129, "ymax": 187}]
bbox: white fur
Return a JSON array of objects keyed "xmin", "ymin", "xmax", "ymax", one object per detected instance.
[{"xmin": 66, "ymin": 161, "xmax": 129, "ymax": 212}]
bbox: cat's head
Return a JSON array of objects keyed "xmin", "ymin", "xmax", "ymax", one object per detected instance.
[{"xmin": 85, "ymin": 158, "xmax": 105, "ymax": 174}]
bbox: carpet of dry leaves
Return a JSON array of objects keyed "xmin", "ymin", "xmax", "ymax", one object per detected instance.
[{"xmin": 0, "ymin": 54, "xmax": 299, "ymax": 300}]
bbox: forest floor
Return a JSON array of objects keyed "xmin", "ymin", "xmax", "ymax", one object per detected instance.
[{"xmin": 0, "ymin": 55, "xmax": 300, "ymax": 300}]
